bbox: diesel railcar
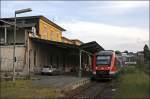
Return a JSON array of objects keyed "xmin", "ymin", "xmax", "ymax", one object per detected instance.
[{"xmin": 91, "ymin": 50, "xmax": 123, "ymax": 79}]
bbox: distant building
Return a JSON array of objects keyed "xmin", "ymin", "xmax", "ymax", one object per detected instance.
[
  {"xmin": 136, "ymin": 51, "xmax": 144, "ymax": 64},
  {"xmin": 122, "ymin": 52, "xmax": 137, "ymax": 65}
]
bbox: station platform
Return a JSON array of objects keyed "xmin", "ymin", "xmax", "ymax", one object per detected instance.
[{"xmin": 32, "ymin": 75, "xmax": 90, "ymax": 93}]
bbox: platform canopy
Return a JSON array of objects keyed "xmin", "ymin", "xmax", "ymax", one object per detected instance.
[
  {"xmin": 31, "ymin": 37, "xmax": 79, "ymax": 49},
  {"xmin": 31, "ymin": 38, "xmax": 104, "ymax": 54},
  {"xmin": 80, "ymin": 41, "xmax": 104, "ymax": 54}
]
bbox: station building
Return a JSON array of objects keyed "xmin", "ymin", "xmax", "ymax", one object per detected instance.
[{"xmin": 0, "ymin": 15, "xmax": 104, "ymax": 76}]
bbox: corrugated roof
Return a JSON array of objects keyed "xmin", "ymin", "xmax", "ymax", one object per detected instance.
[
  {"xmin": 80, "ymin": 41, "xmax": 104, "ymax": 53},
  {"xmin": 0, "ymin": 20, "xmax": 14, "ymax": 26},
  {"xmin": 31, "ymin": 37, "xmax": 104, "ymax": 54},
  {"xmin": 31, "ymin": 37, "xmax": 79, "ymax": 49},
  {"xmin": 1, "ymin": 15, "xmax": 66, "ymax": 31}
]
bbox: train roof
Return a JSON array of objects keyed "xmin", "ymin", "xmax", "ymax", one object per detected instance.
[{"xmin": 96, "ymin": 50, "xmax": 114, "ymax": 55}]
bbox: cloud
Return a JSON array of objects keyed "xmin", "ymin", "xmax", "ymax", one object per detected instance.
[
  {"xmin": 107, "ymin": 1, "xmax": 148, "ymax": 8},
  {"xmin": 1, "ymin": 1, "xmax": 149, "ymax": 52},
  {"xmin": 2, "ymin": 1, "xmax": 149, "ymax": 17},
  {"xmin": 59, "ymin": 20, "xmax": 149, "ymax": 52},
  {"xmin": 96, "ymin": 1, "xmax": 149, "ymax": 15},
  {"xmin": 115, "ymin": 40, "xmax": 149, "ymax": 52}
]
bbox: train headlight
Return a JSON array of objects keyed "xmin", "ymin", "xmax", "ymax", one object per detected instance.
[
  {"xmin": 107, "ymin": 67, "xmax": 110, "ymax": 69},
  {"xmin": 93, "ymin": 71, "xmax": 96, "ymax": 75}
]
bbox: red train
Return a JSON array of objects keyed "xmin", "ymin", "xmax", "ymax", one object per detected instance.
[{"xmin": 91, "ymin": 50, "xmax": 123, "ymax": 79}]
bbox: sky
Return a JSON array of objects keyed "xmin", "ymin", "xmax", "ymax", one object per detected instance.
[{"xmin": 1, "ymin": 1, "xmax": 149, "ymax": 52}]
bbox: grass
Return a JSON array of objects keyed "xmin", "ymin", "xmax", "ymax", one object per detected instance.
[
  {"xmin": 114, "ymin": 66, "xmax": 150, "ymax": 99},
  {"xmin": 136, "ymin": 64, "xmax": 150, "ymax": 74},
  {"xmin": 0, "ymin": 80, "xmax": 62, "ymax": 99}
]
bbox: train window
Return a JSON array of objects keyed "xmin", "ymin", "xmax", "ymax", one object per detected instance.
[{"xmin": 96, "ymin": 55, "xmax": 111, "ymax": 66}]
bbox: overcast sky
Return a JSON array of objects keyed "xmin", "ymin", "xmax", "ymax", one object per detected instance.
[{"xmin": 1, "ymin": 1, "xmax": 149, "ymax": 52}]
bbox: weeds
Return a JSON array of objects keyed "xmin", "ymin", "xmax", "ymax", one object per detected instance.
[
  {"xmin": 115, "ymin": 66, "xmax": 150, "ymax": 99},
  {"xmin": 0, "ymin": 80, "xmax": 61, "ymax": 99}
]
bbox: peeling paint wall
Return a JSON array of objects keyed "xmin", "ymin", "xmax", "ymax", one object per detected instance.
[
  {"xmin": 39, "ymin": 19, "xmax": 62, "ymax": 42},
  {"xmin": 0, "ymin": 45, "xmax": 26, "ymax": 72}
]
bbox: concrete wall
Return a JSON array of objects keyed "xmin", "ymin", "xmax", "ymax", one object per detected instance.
[{"xmin": 0, "ymin": 45, "xmax": 26, "ymax": 72}]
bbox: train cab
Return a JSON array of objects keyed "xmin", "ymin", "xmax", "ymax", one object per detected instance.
[{"xmin": 91, "ymin": 50, "xmax": 122, "ymax": 79}]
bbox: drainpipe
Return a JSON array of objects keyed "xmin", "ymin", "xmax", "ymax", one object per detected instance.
[{"xmin": 4, "ymin": 27, "xmax": 7, "ymax": 44}]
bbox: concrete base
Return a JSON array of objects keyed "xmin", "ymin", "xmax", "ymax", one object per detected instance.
[{"xmin": 32, "ymin": 75, "xmax": 90, "ymax": 93}]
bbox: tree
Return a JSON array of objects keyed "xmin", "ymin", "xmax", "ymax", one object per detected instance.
[
  {"xmin": 123, "ymin": 50, "xmax": 129, "ymax": 54},
  {"xmin": 115, "ymin": 50, "xmax": 122, "ymax": 55},
  {"xmin": 143, "ymin": 44, "xmax": 150, "ymax": 62}
]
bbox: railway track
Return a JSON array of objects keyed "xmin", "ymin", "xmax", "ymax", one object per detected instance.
[{"xmin": 64, "ymin": 80, "xmax": 115, "ymax": 99}]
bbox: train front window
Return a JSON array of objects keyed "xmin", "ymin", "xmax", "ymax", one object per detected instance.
[{"xmin": 96, "ymin": 55, "xmax": 111, "ymax": 66}]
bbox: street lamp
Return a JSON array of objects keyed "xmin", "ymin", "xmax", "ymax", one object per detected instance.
[{"xmin": 12, "ymin": 8, "xmax": 32, "ymax": 82}]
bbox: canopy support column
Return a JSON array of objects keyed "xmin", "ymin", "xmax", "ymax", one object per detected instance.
[{"xmin": 78, "ymin": 49, "xmax": 82, "ymax": 78}]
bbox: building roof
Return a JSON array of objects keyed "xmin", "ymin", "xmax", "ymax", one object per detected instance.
[
  {"xmin": 62, "ymin": 36, "xmax": 73, "ymax": 41},
  {"xmin": 97, "ymin": 50, "xmax": 113, "ymax": 56},
  {"xmin": 1, "ymin": 15, "xmax": 66, "ymax": 31},
  {"xmin": 71, "ymin": 39, "xmax": 84, "ymax": 44},
  {"xmin": 80, "ymin": 41, "xmax": 104, "ymax": 54},
  {"xmin": 31, "ymin": 37, "xmax": 79, "ymax": 49},
  {"xmin": 0, "ymin": 20, "xmax": 14, "ymax": 27}
]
